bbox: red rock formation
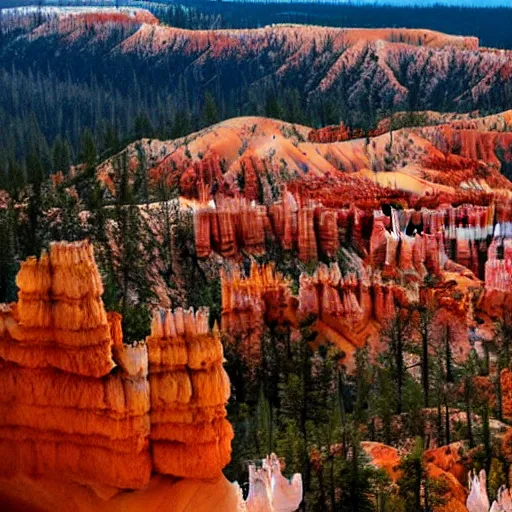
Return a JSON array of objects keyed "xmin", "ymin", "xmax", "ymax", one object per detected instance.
[
  {"xmin": 195, "ymin": 198, "xmax": 268, "ymax": 259},
  {"xmin": 363, "ymin": 442, "xmax": 469, "ymax": 512},
  {"xmin": 0, "ymin": 240, "xmax": 234, "ymax": 490},
  {"xmin": 195, "ymin": 191, "xmax": 373, "ymax": 262},
  {"xmin": 179, "ymin": 152, "xmax": 227, "ymax": 199},
  {"xmin": 221, "ymin": 262, "xmax": 294, "ymax": 365},
  {"xmin": 485, "ymin": 239, "xmax": 512, "ymax": 292},
  {"xmin": 0, "ymin": 241, "xmax": 151, "ymax": 489},
  {"xmin": 297, "ymin": 262, "xmax": 410, "ymax": 353},
  {"xmin": 147, "ymin": 307, "xmax": 233, "ymax": 479},
  {"xmin": 316, "ymin": 208, "xmax": 339, "ymax": 257},
  {"xmin": 307, "ymin": 123, "xmax": 353, "ymax": 143},
  {"xmin": 238, "ymin": 153, "xmax": 266, "ymax": 202},
  {"xmin": 297, "ymin": 205, "xmax": 317, "ymax": 262}
]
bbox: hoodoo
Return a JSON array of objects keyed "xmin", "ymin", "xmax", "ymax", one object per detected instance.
[
  {"xmin": 147, "ymin": 307, "xmax": 233, "ymax": 478},
  {"xmin": 0, "ymin": 241, "xmax": 238, "ymax": 510},
  {"xmin": 0, "ymin": 241, "xmax": 151, "ymax": 490}
]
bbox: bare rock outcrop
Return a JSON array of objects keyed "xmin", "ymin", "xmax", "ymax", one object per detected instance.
[
  {"xmin": 0, "ymin": 241, "xmax": 234, "ymax": 491},
  {"xmin": 147, "ymin": 307, "xmax": 233, "ymax": 479},
  {"xmin": 0, "ymin": 241, "xmax": 151, "ymax": 489}
]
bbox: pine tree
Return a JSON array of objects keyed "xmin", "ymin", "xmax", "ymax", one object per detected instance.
[
  {"xmin": 380, "ymin": 311, "xmax": 412, "ymax": 415},
  {"xmin": 24, "ymin": 151, "xmax": 45, "ymax": 257},
  {"xmin": 414, "ymin": 299, "xmax": 436, "ymax": 408},
  {"xmin": 80, "ymin": 128, "xmax": 97, "ymax": 176},
  {"xmin": 265, "ymin": 89, "xmax": 284, "ymax": 120},
  {"xmin": 109, "ymin": 152, "xmax": 154, "ymax": 343},
  {"xmin": 397, "ymin": 437, "xmax": 448, "ymax": 512},
  {"xmin": 133, "ymin": 113, "xmax": 154, "ymax": 141},
  {"xmin": 493, "ymin": 316, "xmax": 512, "ymax": 420},
  {"xmin": 462, "ymin": 350, "xmax": 478, "ymax": 449},
  {"xmin": 371, "ymin": 366, "xmax": 394, "ymax": 446},
  {"xmin": 256, "ymin": 387, "xmax": 274, "ymax": 456},
  {"xmin": 6, "ymin": 159, "xmax": 25, "ymax": 200},
  {"xmin": 203, "ymin": 91, "xmax": 220, "ymax": 126},
  {"xmin": 103, "ymin": 122, "xmax": 121, "ymax": 156},
  {"xmin": 353, "ymin": 345, "xmax": 372, "ymax": 425},
  {"xmin": 49, "ymin": 185, "xmax": 85, "ymax": 243},
  {"xmin": 170, "ymin": 110, "xmax": 192, "ymax": 139},
  {"xmin": 0, "ymin": 203, "xmax": 18, "ymax": 302},
  {"xmin": 134, "ymin": 143, "xmax": 150, "ymax": 207},
  {"xmin": 52, "ymin": 135, "xmax": 70, "ymax": 174}
]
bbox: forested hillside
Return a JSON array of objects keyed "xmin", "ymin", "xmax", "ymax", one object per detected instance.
[
  {"xmin": 1, "ymin": 6, "xmax": 512, "ymax": 186},
  {"xmin": 4, "ymin": 1, "xmax": 512, "ymax": 49}
]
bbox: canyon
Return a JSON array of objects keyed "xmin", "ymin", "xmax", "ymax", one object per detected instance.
[
  {"xmin": 94, "ymin": 109, "xmax": 512, "ymax": 370},
  {"xmin": 2, "ymin": 6, "xmax": 512, "ymax": 511}
]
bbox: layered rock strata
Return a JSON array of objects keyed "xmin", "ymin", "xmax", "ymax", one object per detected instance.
[
  {"xmin": 221, "ymin": 262, "xmax": 294, "ymax": 364},
  {"xmin": 194, "ymin": 193, "xmax": 366, "ymax": 261},
  {"xmin": 485, "ymin": 239, "xmax": 512, "ymax": 292},
  {"xmin": 147, "ymin": 307, "xmax": 233, "ymax": 479},
  {"xmin": 0, "ymin": 241, "xmax": 151, "ymax": 489},
  {"xmin": 0, "ymin": 241, "xmax": 234, "ymax": 489},
  {"xmin": 195, "ymin": 193, "xmax": 511, "ymax": 282}
]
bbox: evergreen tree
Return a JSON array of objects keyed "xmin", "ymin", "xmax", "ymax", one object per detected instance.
[
  {"xmin": 133, "ymin": 113, "xmax": 153, "ymax": 141},
  {"xmin": 256, "ymin": 387, "xmax": 274, "ymax": 456},
  {"xmin": 397, "ymin": 437, "xmax": 447, "ymax": 512},
  {"xmin": 109, "ymin": 152, "xmax": 154, "ymax": 343},
  {"xmin": 462, "ymin": 350, "xmax": 478, "ymax": 449},
  {"xmin": 265, "ymin": 90, "xmax": 284, "ymax": 120},
  {"xmin": 0, "ymin": 203, "xmax": 18, "ymax": 302},
  {"xmin": 23, "ymin": 151, "xmax": 45, "ymax": 257},
  {"xmin": 493, "ymin": 316, "xmax": 512, "ymax": 420},
  {"xmin": 52, "ymin": 135, "xmax": 71, "ymax": 175},
  {"xmin": 414, "ymin": 299, "xmax": 436, "ymax": 408},
  {"xmin": 203, "ymin": 91, "xmax": 220, "ymax": 127},
  {"xmin": 380, "ymin": 311, "xmax": 412, "ymax": 415},
  {"xmin": 103, "ymin": 122, "xmax": 121, "ymax": 157},
  {"xmin": 370, "ymin": 366, "xmax": 394, "ymax": 446},
  {"xmin": 6, "ymin": 159, "xmax": 25, "ymax": 200},
  {"xmin": 80, "ymin": 128, "xmax": 97, "ymax": 176},
  {"xmin": 48, "ymin": 185, "xmax": 85, "ymax": 243}
]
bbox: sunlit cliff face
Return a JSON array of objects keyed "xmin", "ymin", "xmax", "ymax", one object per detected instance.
[{"xmin": 0, "ymin": 241, "xmax": 233, "ymax": 490}]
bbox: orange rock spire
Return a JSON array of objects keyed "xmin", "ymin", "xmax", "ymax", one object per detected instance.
[
  {"xmin": 0, "ymin": 241, "xmax": 151, "ymax": 489},
  {"xmin": 147, "ymin": 307, "xmax": 233, "ymax": 479},
  {"xmin": 0, "ymin": 240, "xmax": 234, "ymax": 489}
]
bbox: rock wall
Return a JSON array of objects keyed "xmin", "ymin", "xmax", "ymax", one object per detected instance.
[
  {"xmin": 0, "ymin": 241, "xmax": 233, "ymax": 489},
  {"xmin": 363, "ymin": 441, "xmax": 469, "ymax": 512},
  {"xmin": 221, "ymin": 262, "xmax": 294, "ymax": 365},
  {"xmin": 220, "ymin": 257, "xmax": 418, "ymax": 366},
  {"xmin": 194, "ymin": 193, "xmax": 510, "ymax": 282},
  {"xmin": 218, "ymin": 209, "xmax": 484, "ymax": 368},
  {"xmin": 485, "ymin": 239, "xmax": 512, "ymax": 292}
]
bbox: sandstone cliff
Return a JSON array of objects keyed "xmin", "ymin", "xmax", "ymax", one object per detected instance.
[
  {"xmin": 0, "ymin": 241, "xmax": 235, "ymax": 508},
  {"xmin": 0, "ymin": 241, "xmax": 151, "ymax": 489}
]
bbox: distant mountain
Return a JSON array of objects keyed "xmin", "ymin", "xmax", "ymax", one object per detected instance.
[{"xmin": 1, "ymin": 7, "xmax": 512, "ymax": 172}]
